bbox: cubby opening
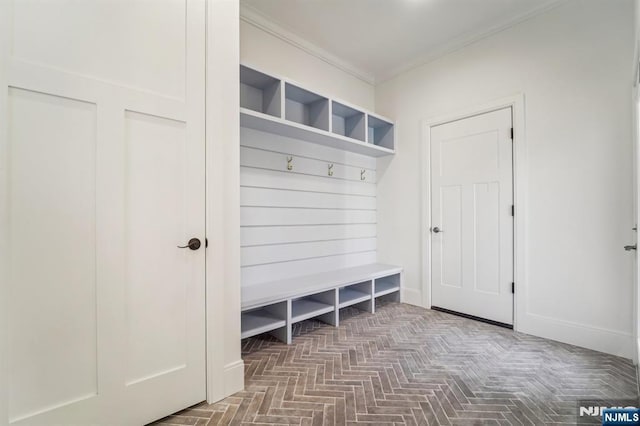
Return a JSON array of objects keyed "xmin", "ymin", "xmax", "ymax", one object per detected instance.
[
  {"xmin": 291, "ymin": 290, "xmax": 335, "ymax": 323},
  {"xmin": 285, "ymin": 83, "xmax": 330, "ymax": 131},
  {"xmin": 331, "ymin": 101, "xmax": 366, "ymax": 142},
  {"xmin": 240, "ymin": 65, "xmax": 282, "ymax": 117},
  {"xmin": 375, "ymin": 273, "xmax": 401, "ymax": 298},
  {"xmin": 367, "ymin": 115, "xmax": 394, "ymax": 150},
  {"xmin": 241, "ymin": 301, "xmax": 287, "ymax": 339},
  {"xmin": 339, "ymin": 281, "xmax": 372, "ymax": 309}
]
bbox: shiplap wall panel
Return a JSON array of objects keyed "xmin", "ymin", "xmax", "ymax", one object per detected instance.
[
  {"xmin": 241, "ymin": 167, "xmax": 375, "ymax": 196},
  {"xmin": 241, "ymin": 187, "xmax": 376, "ymax": 210},
  {"xmin": 241, "ymin": 224, "xmax": 377, "ymax": 246},
  {"xmin": 241, "ymin": 207, "xmax": 376, "ymax": 226},
  {"xmin": 241, "ymin": 127, "xmax": 376, "ymax": 169},
  {"xmin": 241, "ymin": 146, "xmax": 377, "ymax": 182},
  {"xmin": 241, "ymin": 127, "xmax": 377, "ymax": 287},
  {"xmin": 241, "ymin": 238, "xmax": 377, "ymax": 266},
  {"xmin": 242, "ymin": 252, "xmax": 378, "ymax": 287}
]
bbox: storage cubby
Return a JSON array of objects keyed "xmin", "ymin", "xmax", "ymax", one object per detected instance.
[
  {"xmin": 331, "ymin": 101, "xmax": 366, "ymax": 142},
  {"xmin": 291, "ymin": 290, "xmax": 335, "ymax": 323},
  {"xmin": 375, "ymin": 274, "xmax": 401, "ymax": 297},
  {"xmin": 374, "ymin": 273, "xmax": 401, "ymax": 307},
  {"xmin": 240, "ymin": 65, "xmax": 282, "ymax": 118},
  {"xmin": 285, "ymin": 83, "xmax": 330, "ymax": 131},
  {"xmin": 367, "ymin": 115, "xmax": 394, "ymax": 150},
  {"xmin": 241, "ymin": 264, "xmax": 402, "ymax": 343},
  {"xmin": 241, "ymin": 301, "xmax": 287, "ymax": 339},
  {"xmin": 239, "ymin": 64, "xmax": 395, "ymax": 157},
  {"xmin": 339, "ymin": 281, "xmax": 372, "ymax": 309}
]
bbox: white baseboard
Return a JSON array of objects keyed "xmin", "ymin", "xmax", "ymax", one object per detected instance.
[
  {"xmin": 402, "ymin": 285, "xmax": 633, "ymax": 359},
  {"xmin": 401, "ymin": 287, "xmax": 423, "ymax": 307},
  {"xmin": 223, "ymin": 359, "xmax": 245, "ymax": 396},
  {"xmin": 206, "ymin": 359, "xmax": 244, "ymax": 404},
  {"xmin": 518, "ymin": 313, "xmax": 634, "ymax": 359}
]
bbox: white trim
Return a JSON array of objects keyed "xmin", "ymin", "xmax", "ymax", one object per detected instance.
[
  {"xmin": 0, "ymin": 0, "xmax": 9, "ymax": 422},
  {"xmin": 401, "ymin": 287, "xmax": 422, "ymax": 308},
  {"xmin": 206, "ymin": 0, "xmax": 244, "ymax": 404},
  {"xmin": 633, "ymin": 87, "xmax": 639, "ymax": 365},
  {"xmin": 518, "ymin": 313, "xmax": 633, "ymax": 359},
  {"xmin": 421, "ymin": 94, "xmax": 526, "ymax": 329},
  {"xmin": 239, "ymin": 3, "xmax": 375, "ymax": 85},
  {"xmin": 376, "ymin": 1, "xmax": 567, "ymax": 83},
  {"xmin": 223, "ymin": 360, "xmax": 245, "ymax": 397}
]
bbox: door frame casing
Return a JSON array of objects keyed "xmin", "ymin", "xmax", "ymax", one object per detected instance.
[
  {"xmin": 0, "ymin": 0, "xmax": 9, "ymax": 422},
  {"xmin": 204, "ymin": 0, "xmax": 244, "ymax": 403},
  {"xmin": 632, "ymin": 83, "xmax": 639, "ymax": 367},
  {"xmin": 420, "ymin": 93, "xmax": 526, "ymax": 332}
]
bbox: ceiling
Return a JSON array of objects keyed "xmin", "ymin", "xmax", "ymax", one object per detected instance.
[{"xmin": 240, "ymin": 0, "xmax": 564, "ymax": 84}]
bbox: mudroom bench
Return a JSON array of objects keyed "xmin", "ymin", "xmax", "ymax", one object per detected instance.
[{"xmin": 241, "ymin": 263, "xmax": 403, "ymax": 344}]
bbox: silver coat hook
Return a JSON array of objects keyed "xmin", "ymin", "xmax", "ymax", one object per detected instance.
[
  {"xmin": 286, "ymin": 156, "xmax": 293, "ymax": 171},
  {"xmin": 360, "ymin": 169, "xmax": 366, "ymax": 181},
  {"xmin": 328, "ymin": 163, "xmax": 334, "ymax": 176}
]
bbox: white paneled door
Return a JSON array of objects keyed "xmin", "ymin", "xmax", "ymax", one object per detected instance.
[
  {"xmin": 2, "ymin": 1, "xmax": 206, "ymax": 425},
  {"xmin": 430, "ymin": 108, "xmax": 514, "ymax": 325}
]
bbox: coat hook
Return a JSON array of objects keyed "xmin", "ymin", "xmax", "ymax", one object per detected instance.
[
  {"xmin": 286, "ymin": 156, "xmax": 293, "ymax": 171},
  {"xmin": 328, "ymin": 163, "xmax": 334, "ymax": 176},
  {"xmin": 360, "ymin": 169, "xmax": 366, "ymax": 181}
]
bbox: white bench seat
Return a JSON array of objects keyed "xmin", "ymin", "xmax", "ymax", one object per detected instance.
[
  {"xmin": 241, "ymin": 263, "xmax": 403, "ymax": 343},
  {"xmin": 242, "ymin": 263, "xmax": 402, "ymax": 310}
]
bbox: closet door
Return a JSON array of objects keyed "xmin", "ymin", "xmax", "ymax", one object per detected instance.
[{"xmin": 1, "ymin": 1, "xmax": 206, "ymax": 425}]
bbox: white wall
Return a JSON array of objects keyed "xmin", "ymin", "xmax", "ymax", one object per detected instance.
[
  {"xmin": 240, "ymin": 19, "xmax": 375, "ymax": 110},
  {"xmin": 376, "ymin": 0, "xmax": 636, "ymax": 357}
]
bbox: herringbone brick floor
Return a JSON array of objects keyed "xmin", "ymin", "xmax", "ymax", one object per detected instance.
[{"xmin": 154, "ymin": 302, "xmax": 638, "ymax": 425}]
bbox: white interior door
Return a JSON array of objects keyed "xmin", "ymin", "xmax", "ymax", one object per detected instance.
[
  {"xmin": 430, "ymin": 107, "xmax": 514, "ymax": 325},
  {"xmin": 2, "ymin": 1, "xmax": 206, "ymax": 424}
]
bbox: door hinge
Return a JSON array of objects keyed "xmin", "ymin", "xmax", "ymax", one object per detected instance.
[
  {"xmin": 511, "ymin": 282, "xmax": 515, "ymax": 293},
  {"xmin": 510, "ymin": 128, "xmax": 514, "ymax": 140},
  {"xmin": 511, "ymin": 205, "xmax": 514, "ymax": 216}
]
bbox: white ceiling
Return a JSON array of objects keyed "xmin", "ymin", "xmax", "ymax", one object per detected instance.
[{"xmin": 240, "ymin": 0, "xmax": 565, "ymax": 84}]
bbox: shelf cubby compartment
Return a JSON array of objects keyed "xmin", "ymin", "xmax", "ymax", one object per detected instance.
[
  {"xmin": 291, "ymin": 289, "xmax": 336, "ymax": 324},
  {"xmin": 240, "ymin": 65, "xmax": 282, "ymax": 118},
  {"xmin": 285, "ymin": 83, "xmax": 330, "ymax": 131},
  {"xmin": 375, "ymin": 274, "xmax": 401, "ymax": 305},
  {"xmin": 339, "ymin": 281, "xmax": 373, "ymax": 312},
  {"xmin": 367, "ymin": 115, "xmax": 394, "ymax": 150},
  {"xmin": 241, "ymin": 301, "xmax": 287, "ymax": 340},
  {"xmin": 331, "ymin": 101, "xmax": 366, "ymax": 142}
]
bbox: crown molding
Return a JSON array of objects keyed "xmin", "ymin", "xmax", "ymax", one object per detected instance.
[
  {"xmin": 376, "ymin": 0, "xmax": 568, "ymax": 84},
  {"xmin": 241, "ymin": 0, "xmax": 567, "ymax": 86},
  {"xmin": 240, "ymin": 3, "xmax": 376, "ymax": 86}
]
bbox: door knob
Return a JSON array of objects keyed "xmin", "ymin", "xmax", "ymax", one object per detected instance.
[
  {"xmin": 178, "ymin": 238, "xmax": 201, "ymax": 250},
  {"xmin": 432, "ymin": 227, "xmax": 442, "ymax": 234},
  {"xmin": 624, "ymin": 244, "xmax": 637, "ymax": 251}
]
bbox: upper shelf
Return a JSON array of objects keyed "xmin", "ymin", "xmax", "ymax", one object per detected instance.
[{"xmin": 240, "ymin": 64, "xmax": 395, "ymax": 157}]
